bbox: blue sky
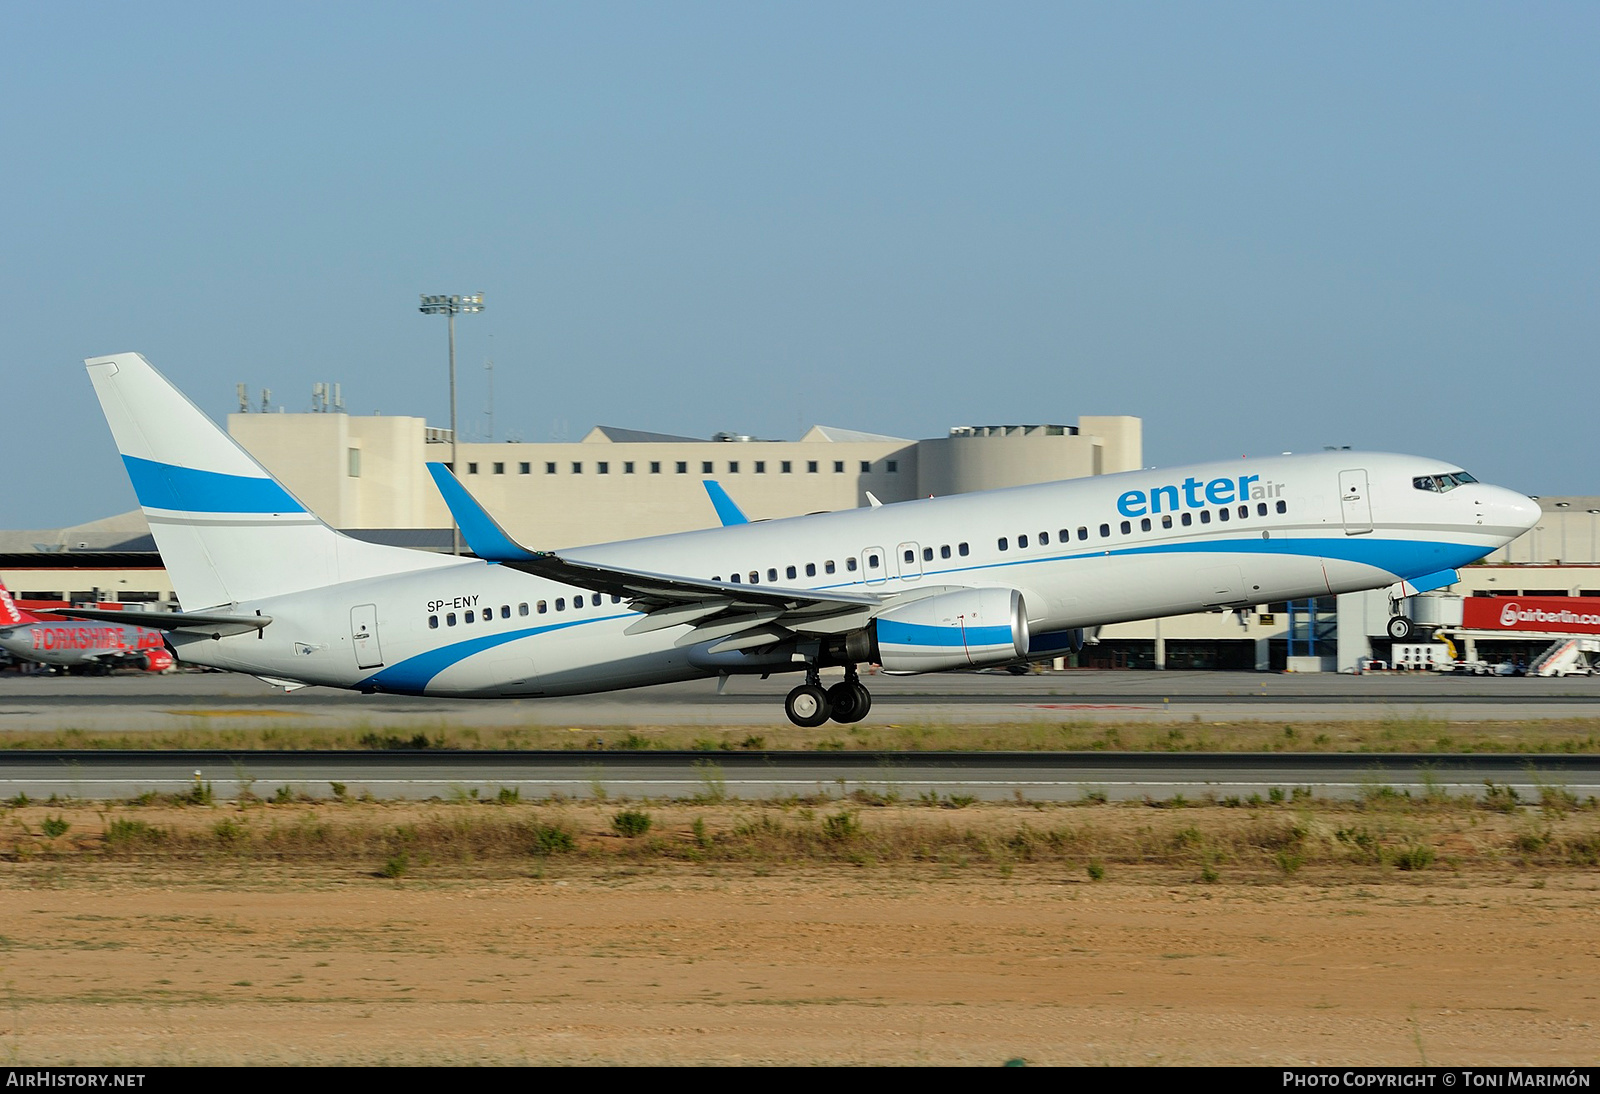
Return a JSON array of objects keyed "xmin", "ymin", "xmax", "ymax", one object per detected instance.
[{"xmin": 4, "ymin": 2, "xmax": 1596, "ymax": 528}]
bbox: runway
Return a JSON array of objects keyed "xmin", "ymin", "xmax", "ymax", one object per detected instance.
[
  {"xmin": 3, "ymin": 668, "xmax": 1600, "ymax": 731},
  {"xmin": 0, "ymin": 747, "xmax": 1595, "ymax": 803}
]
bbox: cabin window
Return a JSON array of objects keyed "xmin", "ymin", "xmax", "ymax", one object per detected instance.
[
  {"xmin": 1218, "ymin": 508, "xmax": 1230, "ymax": 522},
  {"xmin": 537, "ymin": 601, "xmax": 547, "ymax": 614},
  {"xmin": 749, "ymin": 571, "xmax": 759, "ymax": 583},
  {"xmin": 1018, "ymin": 534, "xmax": 1029, "ymax": 549},
  {"xmin": 1257, "ymin": 502, "xmax": 1268, "ymax": 516},
  {"xmin": 1039, "ymin": 531, "xmax": 1049, "ymax": 545},
  {"xmin": 767, "ymin": 568, "xmax": 778, "ymax": 582},
  {"xmin": 1200, "ymin": 511, "xmax": 1212, "ymax": 525},
  {"xmin": 574, "ymin": 595, "xmax": 584, "ymax": 608},
  {"xmin": 1099, "ymin": 524, "xmax": 1110, "ymax": 538},
  {"xmin": 846, "ymin": 558, "xmax": 858, "ymax": 572},
  {"xmin": 959, "ymin": 542, "xmax": 969, "ymax": 556},
  {"xmin": 867, "ymin": 554, "xmax": 880, "ymax": 569},
  {"xmin": 501, "ymin": 605, "xmax": 510, "ymax": 619},
  {"xmin": 1119, "ymin": 521, "xmax": 1131, "ymax": 535},
  {"xmin": 786, "ymin": 565, "xmax": 797, "ymax": 579},
  {"xmin": 805, "ymin": 562, "xmax": 816, "ymax": 577},
  {"xmin": 1076, "ymin": 527, "xmax": 1087, "ymax": 541},
  {"xmin": 940, "ymin": 545, "xmax": 951, "ymax": 559},
  {"xmin": 729, "ymin": 573, "xmax": 741, "ymax": 583},
  {"xmin": 519, "ymin": 603, "xmax": 529, "ymax": 616},
  {"xmin": 1161, "ymin": 514, "xmax": 1173, "ymax": 529},
  {"xmin": 1140, "ymin": 518, "xmax": 1151, "ymax": 532},
  {"xmin": 464, "ymin": 610, "xmax": 475, "ymax": 623},
  {"xmin": 825, "ymin": 560, "xmax": 836, "ymax": 574},
  {"xmin": 922, "ymin": 547, "xmax": 933, "ymax": 562},
  {"xmin": 1237, "ymin": 504, "xmax": 1248, "ymax": 519},
  {"xmin": 1276, "ymin": 500, "xmax": 1287, "ymax": 514},
  {"xmin": 1181, "ymin": 512, "xmax": 1192, "ymax": 527},
  {"xmin": 998, "ymin": 537, "xmax": 1009, "ymax": 551},
  {"xmin": 905, "ymin": 549, "xmax": 917, "ymax": 565},
  {"xmin": 428, "ymin": 615, "xmax": 438, "ymax": 629},
  {"xmin": 446, "ymin": 613, "xmax": 456, "ymax": 626},
  {"xmin": 555, "ymin": 598, "xmax": 566, "ymax": 611}
]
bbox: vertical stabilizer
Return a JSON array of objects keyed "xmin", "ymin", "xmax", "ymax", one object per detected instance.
[
  {"xmin": 85, "ymin": 353, "xmax": 456, "ymax": 610},
  {"xmin": 0, "ymin": 582, "xmax": 38, "ymax": 625}
]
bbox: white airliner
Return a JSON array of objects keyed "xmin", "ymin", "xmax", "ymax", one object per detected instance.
[{"xmin": 62, "ymin": 353, "xmax": 1539, "ymax": 726}]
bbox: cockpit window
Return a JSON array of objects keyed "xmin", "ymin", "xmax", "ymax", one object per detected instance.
[{"xmin": 1413, "ymin": 471, "xmax": 1478, "ymax": 493}]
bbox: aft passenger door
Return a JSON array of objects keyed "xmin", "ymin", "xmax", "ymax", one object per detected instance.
[
  {"xmin": 350, "ymin": 604, "xmax": 384, "ymax": 669},
  {"xmin": 1339, "ymin": 469, "xmax": 1373, "ymax": 536}
]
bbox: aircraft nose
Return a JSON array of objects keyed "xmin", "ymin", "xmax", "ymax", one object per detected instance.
[{"xmin": 1490, "ymin": 487, "xmax": 1541, "ymax": 535}]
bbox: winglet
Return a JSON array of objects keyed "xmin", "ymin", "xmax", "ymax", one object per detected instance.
[
  {"xmin": 702, "ymin": 480, "xmax": 749, "ymax": 526},
  {"xmin": 426, "ymin": 463, "xmax": 539, "ymax": 561},
  {"xmin": 865, "ymin": 492, "xmax": 883, "ymax": 509}
]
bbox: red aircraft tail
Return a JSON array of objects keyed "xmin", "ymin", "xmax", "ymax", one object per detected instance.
[{"xmin": 0, "ymin": 582, "xmax": 40, "ymax": 626}]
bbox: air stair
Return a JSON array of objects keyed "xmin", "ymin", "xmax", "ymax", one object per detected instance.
[{"xmin": 1531, "ymin": 637, "xmax": 1598, "ymax": 677}]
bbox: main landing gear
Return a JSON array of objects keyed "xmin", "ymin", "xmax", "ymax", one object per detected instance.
[{"xmin": 784, "ymin": 667, "xmax": 872, "ymax": 728}]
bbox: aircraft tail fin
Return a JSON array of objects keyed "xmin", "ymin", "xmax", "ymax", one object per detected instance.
[
  {"xmin": 85, "ymin": 353, "xmax": 457, "ymax": 610},
  {"xmin": 0, "ymin": 582, "xmax": 39, "ymax": 625}
]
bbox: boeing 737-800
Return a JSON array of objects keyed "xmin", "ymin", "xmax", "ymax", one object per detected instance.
[{"xmin": 59, "ymin": 353, "xmax": 1538, "ymax": 726}]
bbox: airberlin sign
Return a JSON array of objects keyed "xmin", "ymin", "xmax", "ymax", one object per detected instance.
[{"xmin": 1461, "ymin": 597, "xmax": 1600, "ymax": 635}]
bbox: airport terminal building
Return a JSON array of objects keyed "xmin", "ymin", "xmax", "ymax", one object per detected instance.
[{"xmin": 4, "ymin": 401, "xmax": 1595, "ymax": 673}]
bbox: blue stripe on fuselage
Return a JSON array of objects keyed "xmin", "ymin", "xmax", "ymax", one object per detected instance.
[
  {"xmin": 360, "ymin": 615, "xmax": 626, "ymax": 693},
  {"xmin": 123, "ymin": 456, "xmax": 305, "ymax": 514}
]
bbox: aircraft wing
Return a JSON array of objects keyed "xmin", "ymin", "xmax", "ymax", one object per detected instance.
[
  {"xmin": 49, "ymin": 607, "xmax": 271, "ymax": 638},
  {"xmin": 426, "ymin": 462, "xmax": 883, "ymax": 640}
]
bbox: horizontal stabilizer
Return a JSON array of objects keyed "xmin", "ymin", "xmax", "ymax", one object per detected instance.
[{"xmin": 50, "ymin": 607, "xmax": 271, "ymax": 638}]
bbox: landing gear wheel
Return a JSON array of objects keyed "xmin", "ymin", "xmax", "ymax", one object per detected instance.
[
  {"xmin": 785, "ymin": 684, "xmax": 833, "ymax": 728},
  {"xmin": 1386, "ymin": 616, "xmax": 1413, "ymax": 640},
  {"xmin": 827, "ymin": 681, "xmax": 873, "ymax": 724}
]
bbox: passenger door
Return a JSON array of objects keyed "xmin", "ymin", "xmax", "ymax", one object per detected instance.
[
  {"xmin": 1339, "ymin": 469, "xmax": 1373, "ymax": 535},
  {"xmin": 350, "ymin": 604, "xmax": 384, "ymax": 669}
]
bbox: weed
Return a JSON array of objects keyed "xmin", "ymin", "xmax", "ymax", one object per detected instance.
[
  {"xmin": 1274, "ymin": 851, "xmax": 1304, "ymax": 876},
  {"xmin": 692, "ymin": 760, "xmax": 727, "ymax": 804},
  {"xmin": 739, "ymin": 735, "xmax": 767, "ymax": 750},
  {"xmin": 1268, "ymin": 787, "xmax": 1285, "ymax": 804},
  {"xmin": 273, "ymin": 786, "xmax": 295, "ymax": 805},
  {"xmin": 1086, "ymin": 861, "xmax": 1105, "ymax": 881},
  {"xmin": 1200, "ymin": 864, "xmax": 1219, "ymax": 883},
  {"xmin": 185, "ymin": 780, "xmax": 214, "ymax": 806},
  {"xmin": 615, "ymin": 731, "xmax": 653, "ymax": 751},
  {"xmin": 691, "ymin": 817, "xmax": 711, "ymax": 849},
  {"xmin": 611, "ymin": 810, "xmax": 652, "ymax": 838},
  {"xmin": 1481, "ymin": 782, "xmax": 1521, "ymax": 813},
  {"xmin": 529, "ymin": 822, "xmax": 576, "ymax": 856},
  {"xmin": 358, "ymin": 732, "xmax": 435, "ymax": 750},
  {"xmin": 212, "ymin": 818, "xmax": 246, "ymax": 847},
  {"xmin": 40, "ymin": 816, "xmax": 70, "ymax": 839},
  {"xmin": 496, "ymin": 786, "xmax": 521, "ymax": 805},
  {"xmin": 1390, "ymin": 845, "xmax": 1436, "ymax": 871},
  {"xmin": 821, "ymin": 812, "xmax": 861, "ymax": 842},
  {"xmin": 1082, "ymin": 788, "xmax": 1109, "ymax": 804},
  {"xmin": 329, "ymin": 782, "xmax": 349, "ymax": 802},
  {"xmin": 104, "ymin": 818, "xmax": 164, "ymax": 851},
  {"xmin": 380, "ymin": 851, "xmax": 410, "ymax": 878}
]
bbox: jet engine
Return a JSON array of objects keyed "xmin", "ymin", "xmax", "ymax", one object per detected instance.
[{"xmin": 868, "ymin": 587, "xmax": 1029, "ymax": 674}]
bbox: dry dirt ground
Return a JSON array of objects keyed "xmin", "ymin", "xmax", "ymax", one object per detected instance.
[{"xmin": 0, "ymin": 800, "xmax": 1597, "ymax": 1065}]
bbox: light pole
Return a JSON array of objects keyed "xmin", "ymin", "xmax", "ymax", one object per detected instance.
[{"xmin": 419, "ymin": 293, "xmax": 485, "ymax": 554}]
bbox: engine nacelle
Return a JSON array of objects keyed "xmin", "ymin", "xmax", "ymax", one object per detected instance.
[
  {"xmin": 870, "ymin": 587, "xmax": 1029, "ymax": 674},
  {"xmin": 140, "ymin": 648, "xmax": 175, "ymax": 673}
]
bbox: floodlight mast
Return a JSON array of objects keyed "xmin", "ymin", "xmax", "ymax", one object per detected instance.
[{"xmin": 418, "ymin": 293, "xmax": 485, "ymax": 555}]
